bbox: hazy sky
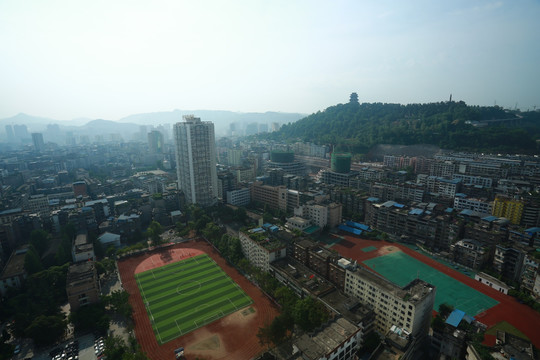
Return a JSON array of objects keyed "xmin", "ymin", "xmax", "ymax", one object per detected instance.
[{"xmin": 1, "ymin": 0, "xmax": 539, "ymax": 120}]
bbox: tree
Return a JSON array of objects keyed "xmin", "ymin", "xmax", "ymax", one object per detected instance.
[
  {"xmin": 104, "ymin": 335, "xmax": 149, "ymax": 360},
  {"xmin": 256, "ymin": 314, "xmax": 290, "ymax": 346},
  {"xmin": 274, "ymin": 286, "xmax": 298, "ymax": 310},
  {"xmin": 194, "ymin": 215, "xmax": 212, "ymax": 234},
  {"xmin": 256, "ymin": 324, "xmax": 272, "ymax": 348},
  {"xmin": 25, "ymin": 315, "xmax": 67, "ymax": 346},
  {"xmin": 56, "ymin": 223, "xmax": 76, "ymax": 265},
  {"xmin": 94, "ymin": 237, "xmax": 105, "ymax": 258},
  {"xmin": 358, "ymin": 332, "xmax": 380, "ymax": 355},
  {"xmin": 30, "ymin": 229, "xmax": 51, "ymax": 256},
  {"xmin": 0, "ymin": 340, "xmax": 14, "ymax": 360},
  {"xmin": 146, "ymin": 221, "xmax": 163, "ymax": 246},
  {"xmin": 202, "ymin": 222, "xmax": 222, "ymax": 242},
  {"xmin": 233, "ymin": 207, "xmax": 247, "ymax": 223},
  {"xmin": 292, "ymin": 296, "xmax": 328, "ymax": 332},
  {"xmin": 227, "ymin": 236, "xmax": 244, "ymax": 264},
  {"xmin": 438, "ymin": 303, "xmax": 454, "ymax": 319},
  {"xmin": 103, "ymin": 290, "xmax": 133, "ymax": 319},
  {"xmin": 69, "ymin": 303, "xmax": 110, "ymax": 334},
  {"xmin": 24, "ymin": 245, "xmax": 43, "ymax": 274}
]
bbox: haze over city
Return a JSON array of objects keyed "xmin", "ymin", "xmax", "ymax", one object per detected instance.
[
  {"xmin": 1, "ymin": 0, "xmax": 539, "ymax": 121},
  {"xmin": 3, "ymin": 3, "xmax": 540, "ymax": 360}
]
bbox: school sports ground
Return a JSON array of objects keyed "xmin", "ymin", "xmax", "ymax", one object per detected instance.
[
  {"xmin": 135, "ymin": 254, "xmax": 253, "ymax": 344},
  {"xmin": 326, "ymin": 234, "xmax": 540, "ymax": 348},
  {"xmin": 118, "ymin": 239, "xmax": 279, "ymax": 360}
]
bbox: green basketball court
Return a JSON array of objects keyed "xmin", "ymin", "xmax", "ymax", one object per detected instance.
[{"xmin": 363, "ymin": 251, "xmax": 498, "ymax": 316}]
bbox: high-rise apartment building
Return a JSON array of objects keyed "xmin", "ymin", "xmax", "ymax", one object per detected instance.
[
  {"xmin": 147, "ymin": 130, "xmax": 164, "ymax": 153},
  {"xmin": 4, "ymin": 125, "xmax": 14, "ymax": 142},
  {"xmin": 174, "ymin": 115, "xmax": 218, "ymax": 207},
  {"xmin": 32, "ymin": 132, "xmax": 45, "ymax": 152}
]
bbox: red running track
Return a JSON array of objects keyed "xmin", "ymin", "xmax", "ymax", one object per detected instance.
[
  {"xmin": 117, "ymin": 238, "xmax": 279, "ymax": 360},
  {"xmin": 329, "ymin": 235, "xmax": 540, "ymax": 348}
]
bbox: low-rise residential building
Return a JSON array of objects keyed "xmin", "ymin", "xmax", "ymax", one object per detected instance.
[
  {"xmin": 98, "ymin": 232, "xmax": 121, "ymax": 248},
  {"xmin": 452, "ymin": 174, "xmax": 493, "ymax": 188},
  {"xmin": 250, "ymin": 181, "xmax": 287, "ymax": 211},
  {"xmin": 453, "ymin": 196, "xmax": 493, "ymax": 214},
  {"xmin": 326, "ymin": 202, "xmax": 343, "ymax": 228},
  {"xmin": 520, "ymin": 254, "xmax": 540, "ymax": 295},
  {"xmin": 345, "ymin": 266, "xmax": 436, "ymax": 337},
  {"xmin": 451, "ymin": 239, "xmax": 490, "ymax": 270},
  {"xmin": 475, "ymin": 272, "xmax": 509, "ymax": 294},
  {"xmin": 493, "ymin": 195, "xmax": 524, "ymax": 225},
  {"xmin": 292, "ymin": 239, "xmax": 346, "ymax": 288},
  {"xmin": 26, "ymin": 194, "xmax": 49, "ymax": 215},
  {"xmin": 370, "ymin": 182, "xmax": 425, "ymax": 203},
  {"xmin": 0, "ymin": 247, "xmax": 28, "ymax": 296},
  {"xmin": 72, "ymin": 233, "xmax": 95, "ymax": 262},
  {"xmin": 66, "ymin": 261, "xmax": 100, "ymax": 311},
  {"xmin": 320, "ymin": 169, "xmax": 359, "ymax": 187},
  {"xmin": 431, "ymin": 309, "xmax": 475, "ymax": 360},
  {"xmin": 286, "ymin": 216, "xmax": 311, "ymax": 232},
  {"xmin": 239, "ymin": 228, "xmax": 287, "ymax": 272},
  {"xmin": 371, "ymin": 325, "xmax": 418, "ymax": 360},
  {"xmin": 293, "ymin": 317, "xmax": 364, "ymax": 360},
  {"xmin": 494, "ymin": 243, "xmax": 527, "ymax": 283},
  {"xmin": 226, "ymin": 187, "xmax": 250, "ymax": 206},
  {"xmin": 294, "ymin": 203, "xmax": 328, "ymax": 228}
]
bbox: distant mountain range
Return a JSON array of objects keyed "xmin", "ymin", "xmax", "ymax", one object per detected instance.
[{"xmin": 0, "ymin": 110, "xmax": 306, "ymax": 142}]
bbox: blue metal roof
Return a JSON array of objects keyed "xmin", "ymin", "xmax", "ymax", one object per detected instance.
[
  {"xmin": 345, "ymin": 221, "xmax": 370, "ymax": 231},
  {"xmin": 482, "ymin": 216, "xmax": 498, "ymax": 222},
  {"xmin": 339, "ymin": 224, "xmax": 362, "ymax": 235},
  {"xmin": 0, "ymin": 208, "xmax": 22, "ymax": 215},
  {"xmin": 445, "ymin": 309, "xmax": 466, "ymax": 327},
  {"xmin": 367, "ymin": 197, "xmax": 380, "ymax": 202},
  {"xmin": 525, "ymin": 227, "xmax": 540, "ymax": 234},
  {"xmin": 409, "ymin": 208, "xmax": 424, "ymax": 216}
]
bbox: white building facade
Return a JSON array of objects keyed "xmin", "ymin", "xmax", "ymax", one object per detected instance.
[
  {"xmin": 238, "ymin": 231, "xmax": 286, "ymax": 272},
  {"xmin": 174, "ymin": 115, "xmax": 218, "ymax": 207},
  {"xmin": 345, "ymin": 267, "xmax": 435, "ymax": 337}
]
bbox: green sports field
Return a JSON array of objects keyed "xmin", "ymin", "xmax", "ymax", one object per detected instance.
[
  {"xmin": 135, "ymin": 254, "xmax": 253, "ymax": 344},
  {"xmin": 363, "ymin": 251, "xmax": 498, "ymax": 316}
]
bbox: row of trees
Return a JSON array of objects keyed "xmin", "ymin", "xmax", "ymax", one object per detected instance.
[{"xmin": 189, "ymin": 205, "xmax": 331, "ymax": 347}]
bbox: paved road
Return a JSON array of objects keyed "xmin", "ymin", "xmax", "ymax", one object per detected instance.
[{"xmin": 30, "ymin": 334, "xmax": 96, "ymax": 360}]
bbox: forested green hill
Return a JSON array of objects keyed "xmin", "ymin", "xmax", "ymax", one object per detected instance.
[{"xmin": 265, "ymin": 94, "xmax": 540, "ymax": 154}]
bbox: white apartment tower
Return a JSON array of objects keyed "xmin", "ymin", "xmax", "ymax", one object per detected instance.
[{"xmin": 174, "ymin": 115, "xmax": 218, "ymax": 207}]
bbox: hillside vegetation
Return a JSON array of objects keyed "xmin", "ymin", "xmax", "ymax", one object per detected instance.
[{"xmin": 266, "ymin": 94, "xmax": 540, "ymax": 154}]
